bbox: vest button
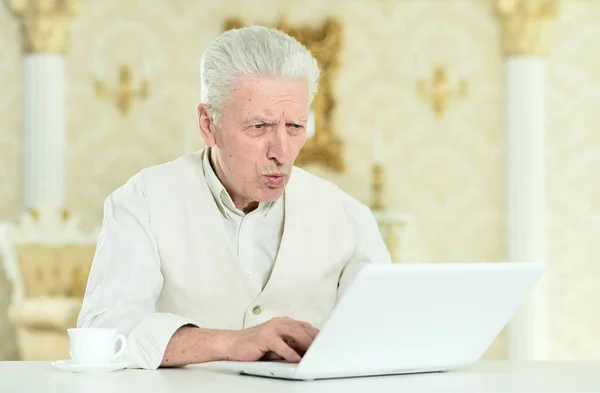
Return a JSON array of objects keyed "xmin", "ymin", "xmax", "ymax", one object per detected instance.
[{"xmin": 252, "ymin": 305, "xmax": 262, "ymax": 315}]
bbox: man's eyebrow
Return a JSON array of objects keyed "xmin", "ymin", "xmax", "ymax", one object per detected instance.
[
  {"xmin": 244, "ymin": 116, "xmax": 276, "ymax": 125},
  {"xmin": 290, "ymin": 117, "xmax": 309, "ymax": 124},
  {"xmin": 243, "ymin": 116, "xmax": 308, "ymax": 125}
]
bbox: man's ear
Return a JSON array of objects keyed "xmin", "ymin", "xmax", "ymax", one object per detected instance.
[{"xmin": 197, "ymin": 103, "xmax": 216, "ymax": 147}]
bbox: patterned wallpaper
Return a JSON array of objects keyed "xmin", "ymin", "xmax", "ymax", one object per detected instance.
[
  {"xmin": 0, "ymin": 3, "xmax": 22, "ymax": 360},
  {"xmin": 0, "ymin": 0, "xmax": 598, "ymax": 361},
  {"xmin": 0, "ymin": 3, "xmax": 22, "ymax": 222},
  {"xmin": 65, "ymin": 0, "xmax": 504, "ymax": 260},
  {"xmin": 547, "ymin": 0, "xmax": 600, "ymax": 360}
]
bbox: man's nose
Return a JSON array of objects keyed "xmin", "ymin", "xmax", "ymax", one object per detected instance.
[{"xmin": 267, "ymin": 125, "xmax": 290, "ymax": 164}]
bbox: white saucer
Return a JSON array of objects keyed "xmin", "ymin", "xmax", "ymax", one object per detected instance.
[{"xmin": 51, "ymin": 359, "xmax": 130, "ymax": 374}]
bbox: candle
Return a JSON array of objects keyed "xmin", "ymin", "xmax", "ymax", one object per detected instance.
[
  {"xmin": 459, "ymin": 45, "xmax": 468, "ymax": 78},
  {"xmin": 142, "ymin": 54, "xmax": 152, "ymax": 79},
  {"xmin": 307, "ymin": 106, "xmax": 315, "ymax": 139},
  {"xmin": 183, "ymin": 128, "xmax": 191, "ymax": 153},
  {"xmin": 93, "ymin": 51, "xmax": 104, "ymax": 79},
  {"xmin": 415, "ymin": 53, "xmax": 427, "ymax": 80},
  {"xmin": 373, "ymin": 130, "xmax": 384, "ymax": 165}
]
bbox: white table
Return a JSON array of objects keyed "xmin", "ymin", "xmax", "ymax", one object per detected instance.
[{"xmin": 1, "ymin": 360, "xmax": 599, "ymax": 393}]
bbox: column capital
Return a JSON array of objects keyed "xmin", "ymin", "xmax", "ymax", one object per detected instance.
[
  {"xmin": 5, "ymin": 0, "xmax": 80, "ymax": 54},
  {"xmin": 495, "ymin": 0, "xmax": 559, "ymax": 57}
]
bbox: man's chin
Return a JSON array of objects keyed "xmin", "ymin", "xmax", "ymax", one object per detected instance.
[{"xmin": 259, "ymin": 186, "xmax": 286, "ymax": 202}]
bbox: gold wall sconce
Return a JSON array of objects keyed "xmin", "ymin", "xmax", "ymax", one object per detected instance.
[
  {"xmin": 95, "ymin": 64, "xmax": 149, "ymax": 115},
  {"xmin": 417, "ymin": 65, "xmax": 468, "ymax": 118}
]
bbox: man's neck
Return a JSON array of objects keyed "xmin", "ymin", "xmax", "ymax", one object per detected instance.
[{"xmin": 209, "ymin": 148, "xmax": 259, "ymax": 214}]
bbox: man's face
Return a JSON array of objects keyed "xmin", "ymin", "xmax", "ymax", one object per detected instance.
[{"xmin": 198, "ymin": 76, "xmax": 309, "ymax": 207}]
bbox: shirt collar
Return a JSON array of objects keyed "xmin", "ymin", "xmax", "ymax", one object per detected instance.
[{"xmin": 203, "ymin": 147, "xmax": 276, "ymax": 219}]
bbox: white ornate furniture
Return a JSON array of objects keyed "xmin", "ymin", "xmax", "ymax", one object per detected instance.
[{"xmin": 1, "ymin": 207, "xmax": 98, "ymax": 361}]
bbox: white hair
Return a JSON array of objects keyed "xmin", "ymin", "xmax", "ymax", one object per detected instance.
[{"xmin": 200, "ymin": 25, "xmax": 320, "ymax": 123}]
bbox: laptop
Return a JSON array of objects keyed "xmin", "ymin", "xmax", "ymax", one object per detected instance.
[{"xmin": 205, "ymin": 261, "xmax": 545, "ymax": 380}]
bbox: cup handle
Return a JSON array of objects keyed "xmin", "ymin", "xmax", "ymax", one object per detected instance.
[{"xmin": 113, "ymin": 334, "xmax": 127, "ymax": 360}]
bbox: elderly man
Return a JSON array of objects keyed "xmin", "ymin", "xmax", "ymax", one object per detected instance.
[{"xmin": 77, "ymin": 25, "xmax": 391, "ymax": 370}]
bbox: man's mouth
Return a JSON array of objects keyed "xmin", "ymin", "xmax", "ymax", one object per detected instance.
[{"xmin": 265, "ymin": 174, "xmax": 285, "ymax": 186}]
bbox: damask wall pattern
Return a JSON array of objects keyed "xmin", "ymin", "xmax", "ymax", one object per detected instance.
[
  {"xmin": 64, "ymin": 0, "xmax": 506, "ymax": 360},
  {"xmin": 65, "ymin": 0, "xmax": 504, "ymax": 263},
  {"xmin": 0, "ymin": 3, "xmax": 23, "ymax": 222},
  {"xmin": 0, "ymin": 4, "xmax": 23, "ymax": 360},
  {"xmin": 546, "ymin": 0, "xmax": 600, "ymax": 360},
  {"xmin": 0, "ymin": 0, "xmax": 506, "ymax": 360},
  {"xmin": 1, "ymin": 0, "xmax": 599, "ymax": 361}
]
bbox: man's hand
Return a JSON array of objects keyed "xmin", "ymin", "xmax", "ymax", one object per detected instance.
[{"xmin": 221, "ymin": 317, "xmax": 319, "ymax": 363}]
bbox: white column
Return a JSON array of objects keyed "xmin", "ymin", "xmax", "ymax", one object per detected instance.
[
  {"xmin": 23, "ymin": 54, "xmax": 66, "ymax": 209},
  {"xmin": 505, "ymin": 57, "xmax": 548, "ymax": 360},
  {"xmin": 5, "ymin": 0, "xmax": 79, "ymax": 211},
  {"xmin": 496, "ymin": 0, "xmax": 558, "ymax": 362}
]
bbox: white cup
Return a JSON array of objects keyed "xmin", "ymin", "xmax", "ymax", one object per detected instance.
[{"xmin": 67, "ymin": 328, "xmax": 127, "ymax": 365}]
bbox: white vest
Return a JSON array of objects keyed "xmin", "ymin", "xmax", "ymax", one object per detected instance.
[{"xmin": 144, "ymin": 149, "xmax": 355, "ymax": 329}]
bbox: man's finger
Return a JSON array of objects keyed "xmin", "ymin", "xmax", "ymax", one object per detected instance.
[
  {"xmin": 267, "ymin": 337, "xmax": 301, "ymax": 363},
  {"xmin": 276, "ymin": 321, "xmax": 314, "ymax": 354},
  {"xmin": 261, "ymin": 351, "xmax": 284, "ymax": 361},
  {"xmin": 297, "ymin": 322, "xmax": 319, "ymax": 339}
]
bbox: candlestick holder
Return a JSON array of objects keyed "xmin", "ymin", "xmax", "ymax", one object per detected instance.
[
  {"xmin": 371, "ymin": 163, "xmax": 385, "ymax": 211},
  {"xmin": 369, "ymin": 162, "xmax": 410, "ymax": 262}
]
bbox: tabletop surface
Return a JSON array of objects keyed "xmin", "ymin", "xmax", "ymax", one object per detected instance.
[{"xmin": 1, "ymin": 360, "xmax": 599, "ymax": 393}]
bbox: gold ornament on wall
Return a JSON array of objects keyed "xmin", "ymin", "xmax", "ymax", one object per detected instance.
[
  {"xmin": 417, "ymin": 65, "xmax": 468, "ymax": 118},
  {"xmin": 94, "ymin": 64, "xmax": 149, "ymax": 115},
  {"xmin": 5, "ymin": 0, "xmax": 80, "ymax": 54},
  {"xmin": 495, "ymin": 0, "xmax": 559, "ymax": 56},
  {"xmin": 223, "ymin": 17, "xmax": 344, "ymax": 171}
]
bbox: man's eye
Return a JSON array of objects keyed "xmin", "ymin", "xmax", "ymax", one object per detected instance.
[
  {"xmin": 253, "ymin": 124, "xmax": 264, "ymax": 129},
  {"xmin": 290, "ymin": 124, "xmax": 302, "ymax": 129}
]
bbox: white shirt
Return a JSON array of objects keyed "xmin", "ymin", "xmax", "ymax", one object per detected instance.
[
  {"xmin": 202, "ymin": 148, "xmax": 388, "ymax": 294},
  {"xmin": 78, "ymin": 150, "xmax": 392, "ymax": 369},
  {"xmin": 203, "ymin": 149, "xmax": 283, "ymax": 293}
]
